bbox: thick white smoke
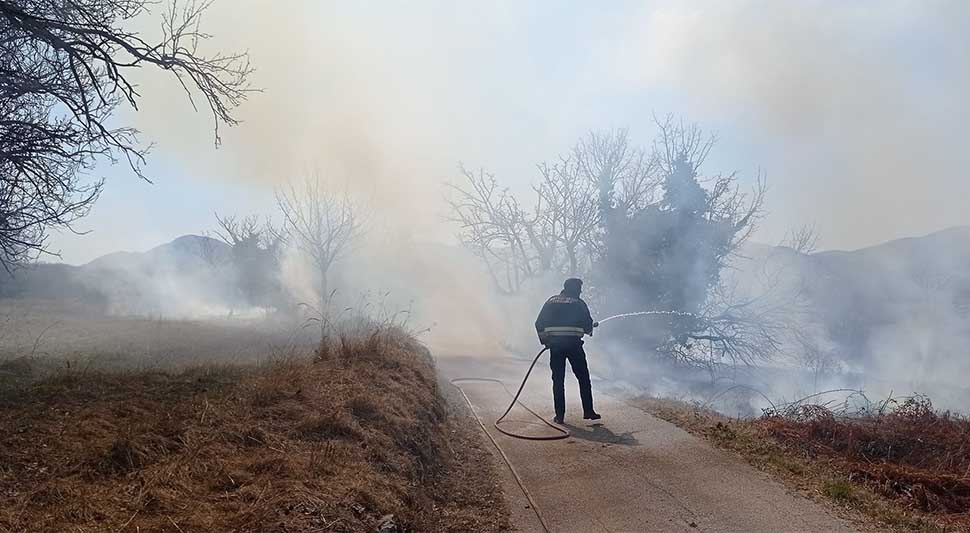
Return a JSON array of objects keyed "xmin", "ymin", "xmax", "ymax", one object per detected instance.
[
  {"xmin": 24, "ymin": 2, "xmax": 970, "ymax": 413},
  {"xmin": 621, "ymin": 1, "xmax": 970, "ymax": 250}
]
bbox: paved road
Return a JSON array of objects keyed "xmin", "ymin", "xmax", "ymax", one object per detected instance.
[{"xmin": 439, "ymin": 354, "xmax": 855, "ymax": 533}]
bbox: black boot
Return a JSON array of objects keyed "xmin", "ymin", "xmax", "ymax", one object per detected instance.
[
  {"xmin": 553, "ymin": 415, "xmax": 565, "ymax": 425},
  {"xmin": 583, "ymin": 412, "xmax": 601, "ymax": 420}
]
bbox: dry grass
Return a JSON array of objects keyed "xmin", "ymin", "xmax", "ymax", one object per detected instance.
[
  {"xmin": 0, "ymin": 323, "xmax": 510, "ymax": 532},
  {"xmin": 635, "ymin": 396, "xmax": 961, "ymax": 532},
  {"xmin": 0, "ymin": 298, "xmax": 317, "ymax": 371},
  {"xmin": 760, "ymin": 396, "xmax": 970, "ymax": 529}
]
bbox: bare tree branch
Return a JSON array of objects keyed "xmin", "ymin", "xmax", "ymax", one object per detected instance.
[
  {"xmin": 0, "ymin": 0, "xmax": 254, "ymax": 271},
  {"xmin": 784, "ymin": 223, "xmax": 819, "ymax": 254},
  {"xmin": 445, "ymin": 164, "xmax": 536, "ymax": 294},
  {"xmin": 573, "ymin": 128, "xmax": 659, "ymax": 219},
  {"xmin": 276, "ymin": 176, "xmax": 363, "ymax": 310},
  {"xmin": 212, "ymin": 213, "xmax": 284, "ymax": 310}
]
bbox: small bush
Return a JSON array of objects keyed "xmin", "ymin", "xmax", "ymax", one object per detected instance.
[
  {"xmin": 823, "ymin": 480, "xmax": 856, "ymax": 503},
  {"xmin": 706, "ymin": 421, "xmax": 737, "ymax": 442}
]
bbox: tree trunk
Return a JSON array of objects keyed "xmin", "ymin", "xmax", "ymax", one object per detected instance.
[{"xmin": 318, "ymin": 268, "xmax": 329, "ymax": 316}]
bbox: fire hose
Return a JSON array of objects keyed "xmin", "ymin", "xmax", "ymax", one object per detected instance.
[
  {"xmin": 451, "ymin": 346, "xmax": 569, "ymax": 441},
  {"xmin": 449, "ymin": 313, "xmax": 686, "ymax": 531},
  {"xmin": 451, "ymin": 346, "xmax": 566, "ymax": 533}
]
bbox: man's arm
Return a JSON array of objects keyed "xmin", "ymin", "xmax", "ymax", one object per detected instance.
[
  {"xmin": 536, "ymin": 301, "xmax": 549, "ymax": 344},
  {"xmin": 535, "ymin": 300, "xmax": 550, "ymax": 335},
  {"xmin": 580, "ymin": 300, "xmax": 594, "ymax": 335}
]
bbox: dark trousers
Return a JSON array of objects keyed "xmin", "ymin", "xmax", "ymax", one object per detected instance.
[{"xmin": 549, "ymin": 343, "xmax": 594, "ymax": 418}]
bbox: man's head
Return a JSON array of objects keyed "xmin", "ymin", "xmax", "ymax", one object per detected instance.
[{"xmin": 563, "ymin": 277, "xmax": 583, "ymax": 297}]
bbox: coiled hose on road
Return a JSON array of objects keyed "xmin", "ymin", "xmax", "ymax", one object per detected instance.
[
  {"xmin": 451, "ymin": 346, "xmax": 568, "ymax": 533},
  {"xmin": 451, "ymin": 346, "xmax": 569, "ymax": 441}
]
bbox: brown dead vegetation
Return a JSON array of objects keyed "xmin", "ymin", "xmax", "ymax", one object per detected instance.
[
  {"xmin": 637, "ymin": 395, "xmax": 970, "ymax": 532},
  {"xmin": 761, "ymin": 396, "xmax": 970, "ymax": 527},
  {"xmin": 0, "ymin": 324, "xmax": 510, "ymax": 532}
]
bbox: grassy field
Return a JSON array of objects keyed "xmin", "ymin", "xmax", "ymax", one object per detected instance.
[
  {"xmin": 0, "ymin": 299, "xmax": 317, "ymax": 372},
  {"xmin": 0, "ymin": 300, "xmax": 511, "ymax": 532}
]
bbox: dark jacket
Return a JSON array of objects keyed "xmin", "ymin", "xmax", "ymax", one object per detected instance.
[{"xmin": 535, "ymin": 291, "xmax": 594, "ymax": 346}]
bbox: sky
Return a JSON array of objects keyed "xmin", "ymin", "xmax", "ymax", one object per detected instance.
[{"xmin": 50, "ymin": 0, "xmax": 970, "ymax": 264}]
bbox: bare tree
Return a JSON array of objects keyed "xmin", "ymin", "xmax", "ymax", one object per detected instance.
[
  {"xmin": 573, "ymin": 128, "xmax": 659, "ymax": 219},
  {"xmin": 213, "ymin": 214, "xmax": 284, "ymax": 310},
  {"xmin": 276, "ymin": 178, "xmax": 363, "ymax": 312},
  {"xmin": 784, "ymin": 224, "xmax": 820, "ymax": 254},
  {"xmin": 197, "ymin": 230, "xmax": 230, "ymax": 271},
  {"xmin": 590, "ymin": 117, "xmax": 780, "ymax": 373},
  {"xmin": 447, "ymin": 132, "xmax": 658, "ymax": 294},
  {"xmin": 0, "ymin": 0, "xmax": 253, "ymax": 271},
  {"xmin": 450, "ymin": 118, "xmax": 790, "ymax": 373},
  {"xmin": 534, "ymin": 155, "xmax": 599, "ymax": 274},
  {"xmin": 448, "ymin": 119, "xmax": 769, "ymax": 366},
  {"xmin": 215, "ymin": 214, "xmax": 282, "ymax": 253},
  {"xmin": 795, "ymin": 332, "xmax": 843, "ymax": 392},
  {"xmin": 651, "ymin": 113, "xmax": 717, "ymax": 177},
  {"xmin": 669, "ymin": 271, "xmax": 799, "ymax": 376},
  {"xmin": 445, "ymin": 165, "xmax": 536, "ymax": 294}
]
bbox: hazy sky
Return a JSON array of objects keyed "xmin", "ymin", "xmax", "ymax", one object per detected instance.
[{"xmin": 50, "ymin": 1, "xmax": 970, "ymax": 264}]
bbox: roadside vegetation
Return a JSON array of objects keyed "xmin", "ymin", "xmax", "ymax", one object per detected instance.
[
  {"xmin": 636, "ymin": 395, "xmax": 969, "ymax": 531},
  {"xmin": 0, "ymin": 322, "xmax": 510, "ymax": 533}
]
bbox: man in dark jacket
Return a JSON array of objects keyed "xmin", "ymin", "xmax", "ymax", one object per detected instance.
[{"xmin": 535, "ymin": 278, "xmax": 600, "ymax": 424}]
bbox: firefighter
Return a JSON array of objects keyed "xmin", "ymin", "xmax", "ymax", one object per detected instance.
[{"xmin": 535, "ymin": 277, "xmax": 600, "ymax": 425}]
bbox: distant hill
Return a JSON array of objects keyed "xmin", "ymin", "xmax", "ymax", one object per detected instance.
[
  {"xmin": 733, "ymin": 226, "xmax": 970, "ymax": 387},
  {"xmin": 0, "ymin": 235, "xmax": 233, "ymax": 314},
  {"xmin": 807, "ymin": 226, "xmax": 970, "ymax": 354},
  {"xmin": 84, "ymin": 234, "xmax": 231, "ymax": 271}
]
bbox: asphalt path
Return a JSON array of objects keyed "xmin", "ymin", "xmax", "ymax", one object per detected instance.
[{"xmin": 439, "ymin": 353, "xmax": 855, "ymax": 533}]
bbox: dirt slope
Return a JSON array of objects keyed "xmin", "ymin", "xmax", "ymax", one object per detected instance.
[{"xmin": 0, "ymin": 330, "xmax": 510, "ymax": 532}]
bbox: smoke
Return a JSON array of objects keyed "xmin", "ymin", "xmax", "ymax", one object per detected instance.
[
  {"xmin": 100, "ymin": 1, "xmax": 636, "ymax": 357},
  {"xmin": 45, "ymin": 1, "xmax": 969, "ymax": 255},
  {"xmin": 124, "ymin": 1, "xmax": 595, "ymax": 243},
  {"xmin": 621, "ymin": 1, "xmax": 970, "ymax": 250},
  {"xmin": 18, "ymin": 1, "xmax": 970, "ymax": 415},
  {"xmin": 70, "ymin": 1, "xmax": 970, "ymax": 256},
  {"xmin": 595, "ymin": 231, "xmax": 970, "ymax": 417}
]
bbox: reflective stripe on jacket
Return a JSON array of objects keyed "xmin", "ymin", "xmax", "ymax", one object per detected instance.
[{"xmin": 541, "ymin": 326, "xmax": 586, "ymax": 337}]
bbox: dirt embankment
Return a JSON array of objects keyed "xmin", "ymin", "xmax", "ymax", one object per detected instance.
[{"xmin": 0, "ymin": 327, "xmax": 510, "ymax": 532}]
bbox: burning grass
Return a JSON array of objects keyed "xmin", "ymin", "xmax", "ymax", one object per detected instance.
[
  {"xmin": 0, "ymin": 323, "xmax": 510, "ymax": 532},
  {"xmin": 636, "ymin": 394, "xmax": 970, "ymax": 531}
]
